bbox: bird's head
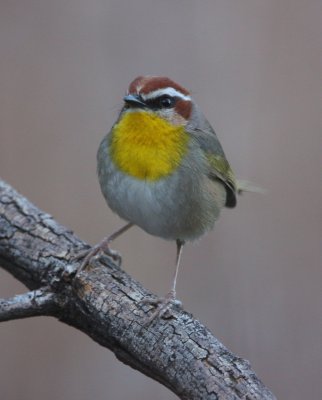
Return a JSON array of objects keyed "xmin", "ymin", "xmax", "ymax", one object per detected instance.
[{"xmin": 122, "ymin": 76, "xmax": 192, "ymax": 126}]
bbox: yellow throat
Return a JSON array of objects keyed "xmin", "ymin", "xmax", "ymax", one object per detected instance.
[{"xmin": 110, "ymin": 111, "xmax": 189, "ymax": 181}]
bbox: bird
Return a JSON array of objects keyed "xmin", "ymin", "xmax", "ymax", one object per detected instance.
[{"xmin": 79, "ymin": 75, "xmax": 242, "ymax": 322}]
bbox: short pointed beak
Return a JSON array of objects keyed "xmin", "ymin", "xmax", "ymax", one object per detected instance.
[{"xmin": 123, "ymin": 94, "xmax": 146, "ymax": 108}]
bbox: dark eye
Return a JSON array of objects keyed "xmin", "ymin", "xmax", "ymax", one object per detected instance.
[{"xmin": 159, "ymin": 95, "xmax": 175, "ymax": 108}]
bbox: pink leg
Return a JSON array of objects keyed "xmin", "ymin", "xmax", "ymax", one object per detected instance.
[
  {"xmin": 76, "ymin": 222, "xmax": 133, "ymax": 270},
  {"xmin": 142, "ymin": 239, "xmax": 185, "ymax": 324}
]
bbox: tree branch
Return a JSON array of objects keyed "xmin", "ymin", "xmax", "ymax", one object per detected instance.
[
  {"xmin": 0, "ymin": 179, "xmax": 276, "ymax": 400},
  {"xmin": 0, "ymin": 287, "xmax": 59, "ymax": 322}
]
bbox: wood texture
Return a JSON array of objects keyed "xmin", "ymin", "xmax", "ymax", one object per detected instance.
[{"xmin": 0, "ymin": 179, "xmax": 276, "ymax": 400}]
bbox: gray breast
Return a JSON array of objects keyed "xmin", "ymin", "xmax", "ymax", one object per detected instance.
[{"xmin": 97, "ymin": 137, "xmax": 226, "ymax": 241}]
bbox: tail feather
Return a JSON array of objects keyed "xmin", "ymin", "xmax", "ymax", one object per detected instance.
[{"xmin": 236, "ymin": 180, "xmax": 266, "ymax": 195}]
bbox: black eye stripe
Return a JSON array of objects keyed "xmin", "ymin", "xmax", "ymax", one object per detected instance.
[{"xmin": 145, "ymin": 95, "xmax": 176, "ymax": 109}]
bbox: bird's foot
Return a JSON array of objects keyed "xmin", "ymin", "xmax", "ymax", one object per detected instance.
[
  {"xmin": 140, "ymin": 290, "xmax": 182, "ymax": 325},
  {"xmin": 75, "ymin": 238, "xmax": 122, "ymax": 271}
]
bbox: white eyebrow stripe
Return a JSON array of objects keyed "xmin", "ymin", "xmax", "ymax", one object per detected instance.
[{"xmin": 141, "ymin": 87, "xmax": 191, "ymax": 101}]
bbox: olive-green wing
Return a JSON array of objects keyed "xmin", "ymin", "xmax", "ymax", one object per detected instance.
[
  {"xmin": 206, "ymin": 153, "xmax": 237, "ymax": 208},
  {"xmin": 187, "ymin": 109, "xmax": 237, "ymax": 208}
]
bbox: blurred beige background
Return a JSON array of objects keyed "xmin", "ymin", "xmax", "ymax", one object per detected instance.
[{"xmin": 0, "ymin": 1, "xmax": 321, "ymax": 399}]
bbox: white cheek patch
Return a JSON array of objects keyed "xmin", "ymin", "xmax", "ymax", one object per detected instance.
[{"xmin": 141, "ymin": 87, "xmax": 191, "ymax": 101}]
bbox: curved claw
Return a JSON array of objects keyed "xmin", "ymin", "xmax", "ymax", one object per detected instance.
[
  {"xmin": 74, "ymin": 247, "xmax": 92, "ymax": 261},
  {"xmin": 75, "ymin": 241, "xmax": 122, "ymax": 271},
  {"xmin": 103, "ymin": 247, "xmax": 122, "ymax": 266},
  {"xmin": 140, "ymin": 291, "xmax": 182, "ymax": 325},
  {"xmin": 74, "ymin": 224, "xmax": 132, "ymax": 270}
]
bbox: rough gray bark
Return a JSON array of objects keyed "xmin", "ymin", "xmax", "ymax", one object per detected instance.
[{"xmin": 0, "ymin": 179, "xmax": 276, "ymax": 400}]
